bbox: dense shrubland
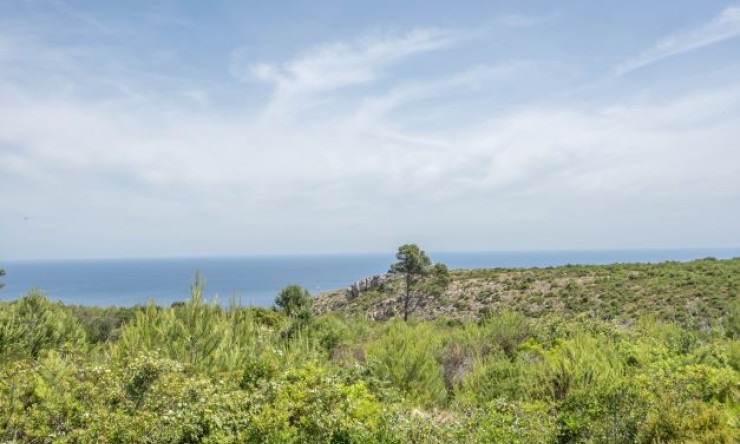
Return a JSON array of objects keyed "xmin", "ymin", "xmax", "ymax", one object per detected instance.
[{"xmin": 0, "ymin": 261, "xmax": 738, "ymax": 443}]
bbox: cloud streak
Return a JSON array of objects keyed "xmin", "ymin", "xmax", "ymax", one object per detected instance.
[
  {"xmin": 235, "ymin": 28, "xmax": 470, "ymax": 118},
  {"xmin": 616, "ymin": 5, "xmax": 740, "ymax": 75}
]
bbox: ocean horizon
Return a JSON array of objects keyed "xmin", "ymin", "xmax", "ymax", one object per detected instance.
[{"xmin": 1, "ymin": 248, "xmax": 738, "ymax": 307}]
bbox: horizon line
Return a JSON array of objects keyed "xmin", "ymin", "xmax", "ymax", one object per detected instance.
[{"xmin": 4, "ymin": 246, "xmax": 739, "ymax": 263}]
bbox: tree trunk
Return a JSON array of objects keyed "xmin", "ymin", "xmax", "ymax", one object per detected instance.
[{"xmin": 404, "ymin": 273, "xmax": 411, "ymax": 321}]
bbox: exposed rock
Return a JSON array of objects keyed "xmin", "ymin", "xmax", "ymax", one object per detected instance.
[{"xmin": 346, "ymin": 274, "xmax": 394, "ymax": 301}]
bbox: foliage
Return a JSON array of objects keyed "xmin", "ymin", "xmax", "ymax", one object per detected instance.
[
  {"xmin": 275, "ymin": 284, "xmax": 313, "ymax": 318},
  {"xmin": 1, "ymin": 263, "xmax": 738, "ymax": 443},
  {"xmin": 389, "ymin": 244, "xmax": 432, "ymax": 321},
  {"xmin": 387, "ymin": 244, "xmax": 452, "ymax": 321},
  {"xmin": 430, "ymin": 263, "xmax": 451, "ymax": 288},
  {"xmin": 67, "ymin": 304, "xmax": 143, "ymax": 343},
  {"xmin": 0, "ymin": 290, "xmax": 86, "ymax": 361},
  {"xmin": 366, "ymin": 321, "xmax": 446, "ymax": 406},
  {"xmin": 389, "ymin": 244, "xmax": 432, "ymax": 276}
]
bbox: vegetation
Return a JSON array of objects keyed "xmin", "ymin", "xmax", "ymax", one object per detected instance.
[
  {"xmin": 388, "ymin": 244, "xmax": 450, "ymax": 321},
  {"xmin": 389, "ymin": 244, "xmax": 432, "ymax": 321},
  {"xmin": 274, "ymin": 284, "xmax": 313, "ymax": 318},
  {"xmin": 316, "ymin": 257, "xmax": 740, "ymax": 330},
  {"xmin": 0, "ymin": 258, "xmax": 737, "ymax": 443}
]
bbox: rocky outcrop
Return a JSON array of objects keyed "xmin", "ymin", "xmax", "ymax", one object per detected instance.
[{"xmin": 346, "ymin": 274, "xmax": 393, "ymax": 301}]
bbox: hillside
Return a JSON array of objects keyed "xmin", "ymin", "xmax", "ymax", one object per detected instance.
[{"xmin": 314, "ymin": 257, "xmax": 740, "ymax": 328}]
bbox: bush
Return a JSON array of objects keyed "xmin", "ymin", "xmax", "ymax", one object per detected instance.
[
  {"xmin": 366, "ymin": 322, "xmax": 446, "ymax": 406},
  {"xmin": 114, "ymin": 280, "xmax": 232, "ymax": 373},
  {"xmin": 0, "ymin": 291, "xmax": 86, "ymax": 360},
  {"xmin": 275, "ymin": 284, "xmax": 313, "ymax": 318},
  {"xmin": 477, "ymin": 310, "xmax": 531, "ymax": 359},
  {"xmin": 67, "ymin": 305, "xmax": 141, "ymax": 344}
]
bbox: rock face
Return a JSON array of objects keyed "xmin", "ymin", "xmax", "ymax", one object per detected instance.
[{"xmin": 346, "ymin": 274, "xmax": 393, "ymax": 301}]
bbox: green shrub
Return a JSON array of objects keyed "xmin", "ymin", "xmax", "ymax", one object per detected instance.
[
  {"xmin": 67, "ymin": 305, "xmax": 141, "ymax": 344},
  {"xmin": 366, "ymin": 322, "xmax": 446, "ymax": 406},
  {"xmin": 0, "ymin": 291, "xmax": 86, "ymax": 360},
  {"xmin": 471, "ymin": 400, "xmax": 556, "ymax": 443},
  {"xmin": 639, "ymin": 394, "xmax": 737, "ymax": 443},
  {"xmin": 275, "ymin": 285, "xmax": 313, "ymax": 318},
  {"xmin": 455, "ymin": 354, "xmax": 524, "ymax": 406},
  {"xmin": 477, "ymin": 310, "xmax": 531, "ymax": 359}
]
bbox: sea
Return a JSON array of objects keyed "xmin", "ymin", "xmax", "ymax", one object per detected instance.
[{"xmin": 1, "ymin": 248, "xmax": 738, "ymax": 307}]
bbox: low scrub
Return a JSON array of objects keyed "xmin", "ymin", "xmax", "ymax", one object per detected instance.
[{"xmin": 0, "ymin": 278, "xmax": 737, "ymax": 443}]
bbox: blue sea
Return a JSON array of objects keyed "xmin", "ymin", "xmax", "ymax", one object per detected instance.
[{"xmin": 1, "ymin": 248, "xmax": 738, "ymax": 307}]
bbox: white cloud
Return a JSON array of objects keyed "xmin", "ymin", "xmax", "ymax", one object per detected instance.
[
  {"xmin": 1, "ymin": 19, "xmax": 739, "ymax": 258},
  {"xmin": 458, "ymin": 90, "xmax": 740, "ymax": 200},
  {"xmin": 355, "ymin": 62, "xmax": 535, "ymax": 121},
  {"xmin": 616, "ymin": 5, "xmax": 740, "ymax": 75},
  {"xmin": 3, "ymin": 78, "xmax": 739, "ymax": 257},
  {"xmin": 235, "ymin": 28, "xmax": 471, "ymax": 118},
  {"xmin": 9, "ymin": 78, "xmax": 735, "ymax": 209}
]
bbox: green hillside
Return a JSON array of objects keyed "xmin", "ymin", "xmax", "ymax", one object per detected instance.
[{"xmin": 315, "ymin": 257, "xmax": 740, "ymax": 329}]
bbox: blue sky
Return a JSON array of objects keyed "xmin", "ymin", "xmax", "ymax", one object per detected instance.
[{"xmin": 1, "ymin": 0, "xmax": 739, "ymax": 259}]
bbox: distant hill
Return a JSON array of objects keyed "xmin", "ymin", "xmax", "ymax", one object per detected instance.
[{"xmin": 314, "ymin": 257, "xmax": 739, "ymax": 328}]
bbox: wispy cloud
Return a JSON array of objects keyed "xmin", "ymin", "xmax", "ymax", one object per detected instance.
[
  {"xmin": 234, "ymin": 28, "xmax": 471, "ymax": 118},
  {"xmin": 616, "ymin": 5, "xmax": 740, "ymax": 75},
  {"xmin": 354, "ymin": 62, "xmax": 536, "ymax": 131}
]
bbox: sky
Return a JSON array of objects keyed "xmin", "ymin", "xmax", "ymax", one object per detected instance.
[{"xmin": 1, "ymin": 0, "xmax": 740, "ymax": 260}]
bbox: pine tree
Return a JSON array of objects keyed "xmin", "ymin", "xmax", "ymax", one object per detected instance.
[{"xmin": 389, "ymin": 244, "xmax": 431, "ymax": 321}]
